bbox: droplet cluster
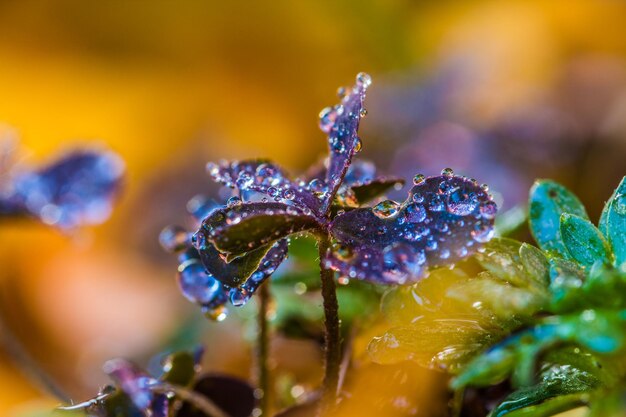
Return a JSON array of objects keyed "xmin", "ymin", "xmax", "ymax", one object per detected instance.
[{"xmin": 327, "ymin": 170, "xmax": 497, "ymax": 284}]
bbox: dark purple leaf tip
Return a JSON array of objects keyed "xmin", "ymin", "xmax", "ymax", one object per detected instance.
[
  {"xmin": 326, "ymin": 169, "xmax": 497, "ymax": 284},
  {"xmin": 319, "ymin": 73, "xmax": 371, "ymax": 210}
]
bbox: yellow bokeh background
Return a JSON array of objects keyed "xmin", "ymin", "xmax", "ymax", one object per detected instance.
[{"xmin": 1, "ymin": 1, "xmax": 625, "ymax": 415}]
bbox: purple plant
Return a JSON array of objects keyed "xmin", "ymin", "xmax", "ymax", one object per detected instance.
[
  {"xmin": 161, "ymin": 73, "xmax": 498, "ymax": 413},
  {"xmin": 0, "ymin": 149, "xmax": 124, "ymax": 229}
]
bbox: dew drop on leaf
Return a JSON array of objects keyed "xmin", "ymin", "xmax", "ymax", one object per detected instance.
[{"xmin": 373, "ymin": 200, "xmax": 401, "ymax": 219}]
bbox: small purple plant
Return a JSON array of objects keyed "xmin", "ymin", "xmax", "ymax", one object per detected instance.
[
  {"xmin": 0, "ymin": 148, "xmax": 124, "ymax": 229},
  {"xmin": 161, "ymin": 73, "xmax": 498, "ymax": 412}
]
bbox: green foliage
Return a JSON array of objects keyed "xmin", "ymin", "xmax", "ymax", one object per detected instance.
[{"xmin": 371, "ymin": 177, "xmax": 626, "ymax": 416}]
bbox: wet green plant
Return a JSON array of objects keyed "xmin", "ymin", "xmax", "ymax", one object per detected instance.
[{"xmin": 371, "ymin": 176, "xmax": 626, "ymax": 416}]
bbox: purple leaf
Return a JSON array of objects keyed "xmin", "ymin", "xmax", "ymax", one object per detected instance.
[
  {"xmin": 326, "ymin": 171, "xmax": 497, "ymax": 284},
  {"xmin": 103, "ymin": 359, "xmax": 157, "ymax": 412},
  {"xmin": 8, "ymin": 150, "xmax": 124, "ymax": 229},
  {"xmin": 194, "ymin": 201, "xmax": 320, "ymax": 257},
  {"xmin": 319, "ymin": 73, "xmax": 371, "ymax": 213},
  {"xmin": 206, "ymin": 159, "xmax": 322, "ymax": 214},
  {"xmin": 198, "ymin": 243, "xmax": 275, "ymax": 288}
]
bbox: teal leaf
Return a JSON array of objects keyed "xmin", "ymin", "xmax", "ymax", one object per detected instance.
[
  {"xmin": 529, "ymin": 180, "xmax": 588, "ymax": 257},
  {"xmin": 519, "ymin": 243, "xmax": 550, "ymax": 288},
  {"xmin": 604, "ymin": 177, "xmax": 626, "ymax": 267},
  {"xmin": 560, "ymin": 213, "xmax": 611, "ymax": 267},
  {"xmin": 549, "ymin": 258, "xmax": 586, "ymax": 312}
]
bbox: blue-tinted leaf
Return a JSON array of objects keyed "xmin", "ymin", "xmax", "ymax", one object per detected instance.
[
  {"xmin": 560, "ymin": 214, "xmax": 610, "ymax": 267},
  {"xmin": 529, "ymin": 180, "xmax": 588, "ymax": 257},
  {"xmin": 327, "ymin": 173, "xmax": 497, "ymax": 284},
  {"xmin": 604, "ymin": 177, "xmax": 626, "ymax": 267},
  {"xmin": 319, "ymin": 73, "xmax": 371, "ymax": 213},
  {"xmin": 491, "ymin": 388, "xmax": 589, "ymax": 417},
  {"xmin": 549, "ymin": 257, "xmax": 586, "ymax": 312},
  {"xmin": 194, "ymin": 202, "xmax": 320, "ymax": 257},
  {"xmin": 206, "ymin": 159, "xmax": 322, "ymax": 214},
  {"xmin": 9, "ymin": 150, "xmax": 124, "ymax": 229}
]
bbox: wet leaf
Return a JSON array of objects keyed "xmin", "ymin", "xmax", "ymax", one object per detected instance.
[
  {"xmin": 519, "ymin": 243, "xmax": 550, "ymax": 288},
  {"xmin": 549, "ymin": 258, "xmax": 587, "ymax": 312},
  {"xmin": 198, "ymin": 244, "xmax": 273, "ymax": 288},
  {"xmin": 560, "ymin": 214, "xmax": 610, "ymax": 267},
  {"xmin": 474, "ymin": 238, "xmax": 528, "ymax": 288},
  {"xmin": 206, "ymin": 159, "xmax": 322, "ymax": 214},
  {"xmin": 447, "ymin": 272, "xmax": 547, "ymax": 321},
  {"xmin": 319, "ymin": 73, "xmax": 370, "ymax": 211},
  {"xmin": 327, "ymin": 173, "xmax": 496, "ymax": 284},
  {"xmin": 195, "ymin": 202, "xmax": 320, "ymax": 257},
  {"xmin": 604, "ymin": 177, "xmax": 626, "ymax": 267},
  {"xmin": 529, "ymin": 180, "xmax": 588, "ymax": 257}
]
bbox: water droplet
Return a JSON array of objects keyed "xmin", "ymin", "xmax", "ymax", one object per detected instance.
[
  {"xmin": 413, "ymin": 174, "xmax": 425, "ymax": 185},
  {"xmin": 337, "ymin": 277, "xmax": 350, "ymax": 285},
  {"xmin": 405, "ymin": 204, "xmax": 426, "ymax": 223},
  {"xmin": 283, "ymin": 189, "xmax": 295, "ymax": 200},
  {"xmin": 267, "ymin": 187, "xmax": 280, "ymax": 198},
  {"xmin": 359, "ymin": 108, "xmax": 368, "ymax": 118},
  {"xmin": 159, "ymin": 225, "xmax": 189, "ymax": 252},
  {"xmin": 354, "ymin": 137, "xmax": 362, "ymax": 153},
  {"xmin": 446, "ymin": 188, "xmax": 479, "ymax": 216},
  {"xmin": 319, "ymin": 106, "xmax": 340, "ymax": 133},
  {"xmin": 479, "ymin": 200, "xmax": 498, "ymax": 219},
  {"xmin": 230, "ymin": 289, "xmax": 250, "ymax": 307},
  {"xmin": 372, "ymin": 200, "xmax": 400, "ymax": 219},
  {"xmin": 227, "ymin": 196, "xmax": 242, "ymax": 207},
  {"xmin": 356, "ymin": 72, "xmax": 372, "ymax": 89},
  {"xmin": 428, "ymin": 194, "xmax": 445, "ymax": 212},
  {"xmin": 471, "ymin": 223, "xmax": 495, "ymax": 243},
  {"xmin": 480, "ymin": 183, "xmax": 490, "ymax": 192},
  {"xmin": 203, "ymin": 305, "xmax": 228, "ymax": 321},
  {"xmin": 236, "ymin": 171, "xmax": 253, "ymax": 189},
  {"xmin": 614, "ymin": 194, "xmax": 626, "ymax": 215},
  {"xmin": 308, "ymin": 178, "xmax": 325, "ymax": 193},
  {"xmin": 441, "ymin": 168, "xmax": 454, "ymax": 177},
  {"xmin": 337, "ymin": 87, "xmax": 347, "ymax": 99}
]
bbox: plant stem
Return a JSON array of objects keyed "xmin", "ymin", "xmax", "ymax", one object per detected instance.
[
  {"xmin": 153, "ymin": 383, "xmax": 231, "ymax": 417},
  {"xmin": 257, "ymin": 281, "xmax": 271, "ymax": 416},
  {"xmin": 318, "ymin": 235, "xmax": 340, "ymax": 414}
]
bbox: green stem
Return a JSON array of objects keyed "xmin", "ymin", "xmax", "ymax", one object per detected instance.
[
  {"xmin": 318, "ymin": 235, "xmax": 340, "ymax": 414},
  {"xmin": 257, "ymin": 281, "xmax": 271, "ymax": 416}
]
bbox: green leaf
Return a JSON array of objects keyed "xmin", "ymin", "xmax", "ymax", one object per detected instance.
[
  {"xmin": 197, "ymin": 202, "xmax": 320, "ymax": 256},
  {"xmin": 474, "ymin": 238, "xmax": 531, "ymax": 288},
  {"xmin": 529, "ymin": 180, "xmax": 588, "ymax": 257},
  {"xmin": 490, "ymin": 360, "xmax": 598, "ymax": 417},
  {"xmin": 161, "ymin": 351, "xmax": 196, "ymax": 387},
  {"xmin": 447, "ymin": 273, "xmax": 547, "ymax": 321},
  {"xmin": 368, "ymin": 318, "xmax": 496, "ymax": 372},
  {"xmin": 604, "ymin": 177, "xmax": 626, "ymax": 267},
  {"xmin": 519, "ymin": 243, "xmax": 550, "ymax": 288},
  {"xmin": 199, "ymin": 243, "xmax": 272, "ymax": 287},
  {"xmin": 560, "ymin": 213, "xmax": 611, "ymax": 267},
  {"xmin": 494, "ymin": 205, "xmax": 528, "ymax": 237}
]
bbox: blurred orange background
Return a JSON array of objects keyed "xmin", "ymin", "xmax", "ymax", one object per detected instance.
[{"xmin": 1, "ymin": 1, "xmax": 626, "ymax": 415}]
